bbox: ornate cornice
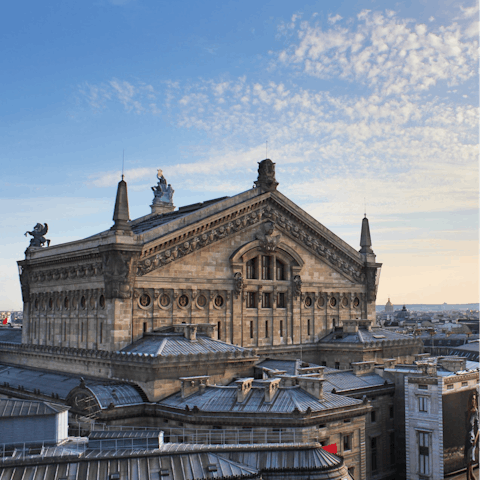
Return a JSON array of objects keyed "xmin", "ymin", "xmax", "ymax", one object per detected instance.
[{"xmin": 137, "ymin": 197, "xmax": 366, "ymax": 282}]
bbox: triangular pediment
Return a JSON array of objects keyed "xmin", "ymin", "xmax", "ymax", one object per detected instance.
[{"xmin": 136, "ymin": 189, "xmax": 366, "ymax": 283}]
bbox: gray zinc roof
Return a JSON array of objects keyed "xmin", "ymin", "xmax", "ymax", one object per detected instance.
[
  {"xmin": 257, "ymin": 359, "xmax": 337, "ymax": 375},
  {"xmin": 0, "ymin": 398, "xmax": 68, "ymax": 417},
  {"xmin": 323, "ymin": 371, "xmax": 392, "ymax": 393},
  {"xmin": 0, "ymin": 328, "xmax": 22, "ymax": 344},
  {"xmin": 121, "ymin": 333, "xmax": 248, "ymax": 357},
  {"xmin": 86, "ymin": 384, "xmax": 144, "ymax": 409},
  {"xmin": 130, "ymin": 197, "xmax": 229, "ymax": 234},
  {"xmin": 320, "ymin": 327, "xmax": 411, "ymax": 344},
  {"xmin": 0, "ymin": 364, "xmax": 82, "ymax": 399},
  {"xmin": 159, "ymin": 385, "xmax": 362, "ymax": 414},
  {"xmin": 0, "ymin": 451, "xmax": 260, "ymax": 480}
]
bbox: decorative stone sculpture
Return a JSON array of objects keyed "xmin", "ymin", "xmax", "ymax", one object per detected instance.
[
  {"xmin": 293, "ymin": 275, "xmax": 302, "ymax": 298},
  {"xmin": 256, "ymin": 221, "xmax": 281, "ymax": 252},
  {"xmin": 254, "ymin": 159, "xmax": 278, "ymax": 192},
  {"xmin": 25, "ymin": 223, "xmax": 50, "ymax": 248},
  {"xmin": 152, "ymin": 169, "xmax": 174, "ymax": 205},
  {"xmin": 234, "ymin": 272, "xmax": 243, "ymax": 298}
]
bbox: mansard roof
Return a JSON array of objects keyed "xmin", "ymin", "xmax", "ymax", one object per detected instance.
[
  {"xmin": 121, "ymin": 332, "xmax": 250, "ymax": 357},
  {"xmin": 159, "ymin": 384, "xmax": 362, "ymax": 414}
]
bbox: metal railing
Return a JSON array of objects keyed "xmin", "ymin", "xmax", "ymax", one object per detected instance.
[{"xmin": 1, "ymin": 425, "xmax": 318, "ymax": 462}]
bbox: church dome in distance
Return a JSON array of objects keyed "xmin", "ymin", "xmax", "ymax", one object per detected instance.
[{"xmin": 385, "ymin": 298, "xmax": 394, "ymax": 313}]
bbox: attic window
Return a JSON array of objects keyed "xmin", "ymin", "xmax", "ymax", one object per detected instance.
[
  {"xmin": 207, "ymin": 465, "xmax": 218, "ymax": 472},
  {"xmin": 373, "ymin": 335, "xmax": 386, "ymax": 339}
]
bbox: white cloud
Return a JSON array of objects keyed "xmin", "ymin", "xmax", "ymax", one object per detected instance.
[{"xmin": 275, "ymin": 9, "xmax": 478, "ymax": 96}]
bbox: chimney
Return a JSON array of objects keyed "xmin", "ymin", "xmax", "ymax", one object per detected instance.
[
  {"xmin": 263, "ymin": 378, "xmax": 281, "ymax": 403},
  {"xmin": 352, "ymin": 361, "xmax": 376, "ymax": 376},
  {"xmin": 297, "ymin": 366, "xmax": 325, "ymax": 378},
  {"xmin": 439, "ymin": 356, "xmax": 467, "ymax": 373},
  {"xmin": 416, "ymin": 361, "xmax": 437, "ymax": 377},
  {"xmin": 342, "ymin": 320, "xmax": 359, "ymax": 334},
  {"xmin": 383, "ymin": 358, "xmax": 396, "ymax": 369},
  {"xmin": 235, "ymin": 378, "xmax": 254, "ymax": 403},
  {"xmin": 180, "ymin": 376, "xmax": 210, "ymax": 399},
  {"xmin": 185, "ymin": 325, "xmax": 197, "ymax": 342},
  {"xmin": 297, "ymin": 377, "xmax": 325, "ymax": 400},
  {"xmin": 111, "ymin": 177, "xmax": 131, "ymax": 232}
]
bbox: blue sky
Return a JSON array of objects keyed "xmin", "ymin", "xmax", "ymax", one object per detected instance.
[{"xmin": 1, "ymin": 0, "xmax": 478, "ymax": 310}]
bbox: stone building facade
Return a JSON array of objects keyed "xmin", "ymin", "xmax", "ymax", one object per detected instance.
[{"xmin": 18, "ymin": 160, "xmax": 381, "ymax": 356}]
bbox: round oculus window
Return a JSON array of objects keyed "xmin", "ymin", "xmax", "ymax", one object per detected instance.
[{"xmin": 329, "ymin": 297, "xmax": 337, "ymax": 307}]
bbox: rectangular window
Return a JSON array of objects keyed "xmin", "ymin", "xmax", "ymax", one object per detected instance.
[
  {"xmin": 462, "ymin": 381, "xmax": 468, "ymax": 387},
  {"xmin": 143, "ymin": 322, "xmax": 147, "ymax": 333},
  {"xmin": 389, "ymin": 406, "xmax": 394, "ymax": 419},
  {"xmin": 275, "ymin": 259, "xmax": 285, "ymax": 280},
  {"xmin": 371, "ymin": 410, "xmax": 376, "ymax": 423},
  {"xmin": 250, "ymin": 321, "xmax": 254, "ymax": 339},
  {"xmin": 371, "ymin": 437, "xmax": 378, "ymax": 472},
  {"xmin": 335, "ymin": 362, "xmax": 340, "ymax": 370},
  {"xmin": 418, "ymin": 384, "xmax": 428, "ymax": 390},
  {"xmin": 64, "ymin": 322, "xmax": 67, "ymax": 341},
  {"xmin": 246, "ymin": 292, "xmax": 256, "ymax": 308},
  {"xmin": 447, "ymin": 384, "xmax": 454, "ymax": 390},
  {"xmin": 81, "ymin": 322, "xmax": 84, "ymax": 342},
  {"xmin": 418, "ymin": 396, "xmax": 428, "ymax": 413},
  {"xmin": 246, "ymin": 258, "xmax": 256, "ymax": 279},
  {"xmin": 343, "ymin": 434, "xmax": 351, "ymax": 451},
  {"xmin": 277, "ymin": 292, "xmax": 285, "ymax": 308},
  {"xmin": 279, "ymin": 320, "xmax": 283, "ymax": 338},
  {"xmin": 419, "ymin": 432, "xmax": 430, "ymax": 475},
  {"xmin": 321, "ymin": 361, "xmax": 327, "ymax": 366},
  {"xmin": 261, "ymin": 256, "xmax": 271, "ymax": 280},
  {"xmin": 265, "ymin": 320, "xmax": 269, "ymax": 338},
  {"xmin": 262, "ymin": 292, "xmax": 271, "ymax": 308},
  {"xmin": 307, "ymin": 319, "xmax": 311, "ymax": 335},
  {"xmin": 217, "ymin": 321, "xmax": 221, "ymax": 340},
  {"xmin": 99, "ymin": 322, "xmax": 103, "ymax": 344}
]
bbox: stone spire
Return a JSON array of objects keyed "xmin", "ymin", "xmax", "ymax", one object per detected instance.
[
  {"xmin": 359, "ymin": 215, "xmax": 373, "ymax": 254},
  {"xmin": 111, "ymin": 176, "xmax": 131, "ymax": 232},
  {"xmin": 254, "ymin": 159, "xmax": 278, "ymax": 192}
]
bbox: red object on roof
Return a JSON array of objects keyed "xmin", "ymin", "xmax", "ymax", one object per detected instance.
[
  {"xmin": 2, "ymin": 318, "xmax": 7, "ymax": 325},
  {"xmin": 322, "ymin": 443, "xmax": 337, "ymax": 454}
]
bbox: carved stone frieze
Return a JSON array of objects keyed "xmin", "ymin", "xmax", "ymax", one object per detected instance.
[
  {"xmin": 136, "ymin": 198, "xmax": 366, "ymax": 284},
  {"xmin": 28, "ymin": 262, "xmax": 103, "ymax": 284},
  {"xmin": 101, "ymin": 249, "xmax": 139, "ymax": 300}
]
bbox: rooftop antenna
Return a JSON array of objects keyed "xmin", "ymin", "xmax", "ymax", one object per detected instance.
[{"xmin": 122, "ymin": 150, "xmax": 125, "ymax": 180}]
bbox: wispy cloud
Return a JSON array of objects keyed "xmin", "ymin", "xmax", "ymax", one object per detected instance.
[
  {"xmin": 275, "ymin": 8, "xmax": 478, "ymax": 96},
  {"xmin": 80, "ymin": 5, "xmax": 478, "ymax": 226}
]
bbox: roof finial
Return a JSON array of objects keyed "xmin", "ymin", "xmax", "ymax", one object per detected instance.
[
  {"xmin": 359, "ymin": 214, "xmax": 373, "ymax": 254},
  {"xmin": 122, "ymin": 150, "xmax": 125, "ymax": 180},
  {"xmin": 364, "ymin": 197, "xmax": 366, "ymax": 218},
  {"xmin": 111, "ymin": 174, "xmax": 131, "ymax": 232},
  {"xmin": 266, "ymin": 140, "xmax": 268, "ymax": 159}
]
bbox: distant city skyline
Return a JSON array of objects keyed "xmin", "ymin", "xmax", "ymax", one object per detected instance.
[{"xmin": 1, "ymin": 0, "xmax": 478, "ymax": 309}]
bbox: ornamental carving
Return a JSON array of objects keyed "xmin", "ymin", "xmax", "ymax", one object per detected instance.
[
  {"xmin": 255, "ymin": 221, "xmax": 281, "ymax": 252},
  {"xmin": 136, "ymin": 198, "xmax": 366, "ymax": 283},
  {"xmin": 102, "ymin": 250, "xmax": 138, "ymax": 300},
  {"xmin": 233, "ymin": 272, "xmax": 243, "ymax": 298},
  {"xmin": 29, "ymin": 262, "xmax": 103, "ymax": 284},
  {"xmin": 293, "ymin": 275, "xmax": 302, "ymax": 298}
]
